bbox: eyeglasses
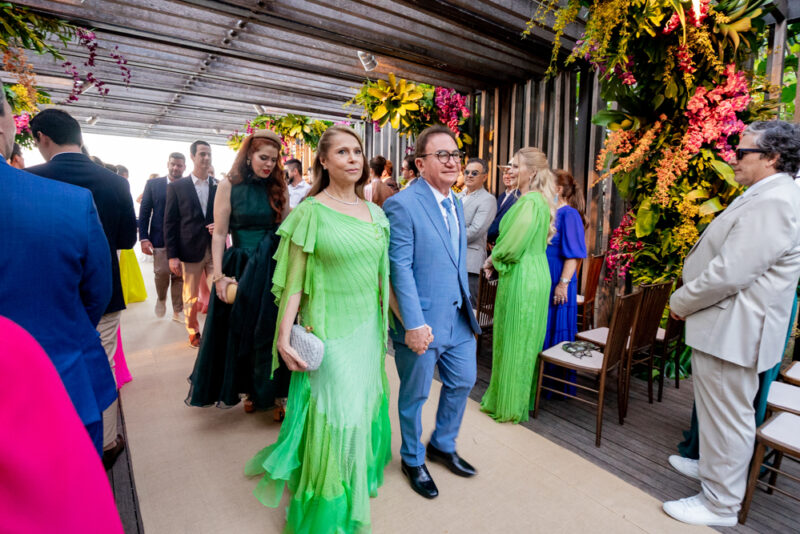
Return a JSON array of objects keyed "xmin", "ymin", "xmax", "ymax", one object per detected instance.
[
  {"xmin": 420, "ymin": 150, "xmax": 463, "ymax": 164},
  {"xmin": 561, "ymin": 341, "xmax": 600, "ymax": 359},
  {"xmin": 463, "ymin": 170, "xmax": 483, "ymax": 177},
  {"xmin": 735, "ymin": 148, "xmax": 768, "ymax": 160}
]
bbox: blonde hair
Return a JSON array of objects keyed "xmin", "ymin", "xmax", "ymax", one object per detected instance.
[{"xmin": 515, "ymin": 147, "xmax": 557, "ymax": 241}]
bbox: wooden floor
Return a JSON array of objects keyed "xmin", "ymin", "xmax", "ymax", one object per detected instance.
[{"xmin": 471, "ymin": 336, "xmax": 800, "ymax": 534}]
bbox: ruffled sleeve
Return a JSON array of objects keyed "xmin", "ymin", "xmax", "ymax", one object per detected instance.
[
  {"xmin": 369, "ymin": 203, "xmax": 391, "ymax": 349},
  {"xmin": 559, "ymin": 206, "xmax": 587, "ymax": 260},
  {"xmin": 491, "ymin": 194, "xmax": 543, "ymax": 275},
  {"xmin": 270, "ymin": 199, "xmax": 319, "ymax": 375}
]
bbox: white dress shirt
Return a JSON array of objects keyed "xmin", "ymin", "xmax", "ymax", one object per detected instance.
[
  {"xmin": 423, "ymin": 178, "xmax": 460, "ymax": 239},
  {"xmin": 288, "ymin": 180, "xmax": 311, "ymax": 208},
  {"xmin": 191, "ymin": 173, "xmax": 210, "ymax": 216}
]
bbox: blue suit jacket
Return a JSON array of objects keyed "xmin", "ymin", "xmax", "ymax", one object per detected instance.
[
  {"xmin": 384, "ymin": 179, "xmax": 480, "ymax": 349},
  {"xmin": 0, "ymin": 160, "xmax": 116, "ymax": 427},
  {"xmin": 139, "ymin": 176, "xmax": 170, "ymax": 248},
  {"xmin": 27, "ymin": 153, "xmax": 137, "ymax": 314},
  {"xmin": 487, "ymin": 189, "xmax": 521, "ymax": 243}
]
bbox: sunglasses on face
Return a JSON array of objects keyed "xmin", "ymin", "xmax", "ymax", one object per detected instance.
[
  {"xmin": 735, "ymin": 148, "xmax": 768, "ymax": 160},
  {"xmin": 463, "ymin": 170, "xmax": 483, "ymax": 177},
  {"xmin": 420, "ymin": 150, "xmax": 463, "ymax": 164}
]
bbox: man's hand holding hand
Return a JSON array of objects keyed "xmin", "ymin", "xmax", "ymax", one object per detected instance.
[{"xmin": 405, "ymin": 325, "xmax": 433, "ymax": 355}]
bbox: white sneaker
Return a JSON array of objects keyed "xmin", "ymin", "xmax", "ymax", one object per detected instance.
[
  {"xmin": 662, "ymin": 493, "xmax": 737, "ymax": 527},
  {"xmin": 668, "ymin": 455, "xmax": 700, "ymax": 480},
  {"xmin": 172, "ymin": 311, "xmax": 185, "ymax": 324},
  {"xmin": 154, "ymin": 299, "xmax": 166, "ymax": 318}
]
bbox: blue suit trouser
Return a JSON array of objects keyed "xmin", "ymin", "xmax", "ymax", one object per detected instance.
[{"xmin": 394, "ymin": 308, "xmax": 476, "ymax": 466}]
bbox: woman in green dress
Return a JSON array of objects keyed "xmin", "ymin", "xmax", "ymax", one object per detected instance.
[
  {"xmin": 186, "ymin": 130, "xmax": 291, "ymax": 418},
  {"xmin": 246, "ymin": 126, "xmax": 392, "ymax": 533},
  {"xmin": 480, "ymin": 147, "xmax": 556, "ymax": 423}
]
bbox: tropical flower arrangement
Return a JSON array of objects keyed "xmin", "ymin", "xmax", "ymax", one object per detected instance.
[
  {"xmin": 533, "ymin": 0, "xmax": 777, "ymax": 283},
  {"xmin": 348, "ymin": 73, "xmax": 472, "ymax": 147},
  {"xmin": 1, "ymin": 3, "xmax": 131, "ymax": 147},
  {"xmin": 227, "ymin": 114, "xmax": 335, "ymax": 152}
]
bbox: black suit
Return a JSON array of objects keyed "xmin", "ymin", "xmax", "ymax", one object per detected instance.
[
  {"xmin": 139, "ymin": 176, "xmax": 170, "ymax": 248},
  {"xmin": 487, "ymin": 189, "xmax": 521, "ymax": 244},
  {"xmin": 27, "ymin": 153, "xmax": 137, "ymax": 314},
  {"xmin": 164, "ymin": 176, "xmax": 216, "ymax": 263}
]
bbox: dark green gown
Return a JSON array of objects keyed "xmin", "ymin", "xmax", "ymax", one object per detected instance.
[{"xmin": 186, "ymin": 178, "xmax": 290, "ymax": 410}]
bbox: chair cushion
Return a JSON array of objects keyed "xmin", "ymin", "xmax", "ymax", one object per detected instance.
[
  {"xmin": 540, "ymin": 341, "xmax": 604, "ymax": 371},
  {"xmin": 655, "ymin": 327, "xmax": 665, "ymax": 342},
  {"xmin": 576, "ymin": 327, "xmax": 608, "ymax": 347},
  {"xmin": 783, "ymin": 361, "xmax": 800, "ymax": 386},
  {"xmin": 577, "ymin": 294, "xmax": 585, "ymax": 305},
  {"xmin": 759, "ymin": 412, "xmax": 800, "ymax": 453},
  {"xmin": 767, "ymin": 381, "xmax": 800, "ymax": 416}
]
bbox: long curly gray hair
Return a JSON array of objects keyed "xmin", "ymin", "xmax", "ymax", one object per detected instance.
[{"xmin": 742, "ymin": 121, "xmax": 800, "ymax": 175}]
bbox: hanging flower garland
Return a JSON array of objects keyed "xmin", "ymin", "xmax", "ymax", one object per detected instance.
[
  {"xmin": 1, "ymin": 3, "xmax": 132, "ymax": 147},
  {"xmin": 533, "ymin": 0, "xmax": 776, "ymax": 283},
  {"xmin": 227, "ymin": 114, "xmax": 335, "ymax": 152},
  {"xmin": 347, "ymin": 73, "xmax": 472, "ymax": 147}
]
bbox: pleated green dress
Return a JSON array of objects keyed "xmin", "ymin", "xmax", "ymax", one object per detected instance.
[
  {"xmin": 245, "ymin": 196, "xmax": 392, "ymax": 534},
  {"xmin": 480, "ymin": 192, "xmax": 552, "ymax": 423}
]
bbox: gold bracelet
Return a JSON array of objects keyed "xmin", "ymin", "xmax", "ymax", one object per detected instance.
[{"xmin": 210, "ymin": 273, "xmax": 225, "ymax": 284}]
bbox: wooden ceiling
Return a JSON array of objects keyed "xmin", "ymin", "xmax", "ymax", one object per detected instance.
[{"xmin": 11, "ymin": 0, "xmax": 585, "ymax": 143}]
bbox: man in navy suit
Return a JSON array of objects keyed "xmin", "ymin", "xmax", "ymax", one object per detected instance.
[
  {"xmin": 27, "ymin": 109, "xmax": 137, "ymax": 468},
  {"xmin": 384, "ymin": 125, "xmax": 481, "ymax": 500},
  {"xmin": 486, "ymin": 161, "xmax": 521, "ymax": 245},
  {"xmin": 164, "ymin": 140, "xmax": 216, "ymax": 348},
  {"xmin": 139, "ymin": 152, "xmax": 186, "ymax": 321},
  {"xmin": 0, "ymin": 97, "xmax": 116, "ymax": 457}
]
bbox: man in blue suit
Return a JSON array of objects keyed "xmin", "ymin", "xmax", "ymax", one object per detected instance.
[
  {"xmin": 27, "ymin": 108, "xmax": 137, "ymax": 468},
  {"xmin": 0, "ymin": 97, "xmax": 116, "ymax": 456},
  {"xmin": 139, "ymin": 152, "xmax": 186, "ymax": 321},
  {"xmin": 383, "ymin": 125, "xmax": 481, "ymax": 499}
]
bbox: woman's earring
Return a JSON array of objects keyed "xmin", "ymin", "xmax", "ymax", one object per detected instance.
[{"xmin": 246, "ymin": 159, "xmax": 251, "ymax": 166}]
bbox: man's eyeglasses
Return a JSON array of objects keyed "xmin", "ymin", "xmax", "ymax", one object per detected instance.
[
  {"xmin": 420, "ymin": 150, "xmax": 463, "ymax": 164},
  {"xmin": 463, "ymin": 170, "xmax": 483, "ymax": 177},
  {"xmin": 735, "ymin": 148, "xmax": 768, "ymax": 160}
]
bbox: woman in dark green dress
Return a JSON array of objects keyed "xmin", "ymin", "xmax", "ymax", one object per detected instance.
[{"xmin": 186, "ymin": 130, "xmax": 291, "ymax": 418}]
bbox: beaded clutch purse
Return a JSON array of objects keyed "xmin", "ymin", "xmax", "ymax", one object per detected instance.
[{"xmin": 290, "ymin": 324, "xmax": 324, "ymax": 371}]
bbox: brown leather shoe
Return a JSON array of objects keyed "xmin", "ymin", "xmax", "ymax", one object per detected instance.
[
  {"xmin": 189, "ymin": 333, "xmax": 201, "ymax": 348},
  {"xmin": 102, "ymin": 434, "xmax": 126, "ymax": 470}
]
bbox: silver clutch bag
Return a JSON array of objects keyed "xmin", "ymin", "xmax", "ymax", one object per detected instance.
[{"xmin": 290, "ymin": 324, "xmax": 324, "ymax": 371}]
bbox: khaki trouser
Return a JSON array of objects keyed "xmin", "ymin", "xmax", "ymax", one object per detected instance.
[
  {"xmin": 693, "ymin": 349, "xmax": 760, "ymax": 516},
  {"xmin": 181, "ymin": 246, "xmax": 213, "ymax": 336},
  {"xmin": 97, "ymin": 311, "xmax": 121, "ymax": 449},
  {"xmin": 154, "ymin": 247, "xmax": 183, "ymax": 313}
]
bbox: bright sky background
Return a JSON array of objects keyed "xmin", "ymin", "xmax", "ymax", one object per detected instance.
[{"xmin": 21, "ymin": 134, "xmax": 236, "ymax": 206}]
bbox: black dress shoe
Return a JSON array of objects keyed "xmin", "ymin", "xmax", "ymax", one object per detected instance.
[
  {"xmin": 102, "ymin": 434, "xmax": 126, "ymax": 470},
  {"xmin": 426, "ymin": 443, "xmax": 476, "ymax": 477},
  {"xmin": 401, "ymin": 460, "xmax": 439, "ymax": 499}
]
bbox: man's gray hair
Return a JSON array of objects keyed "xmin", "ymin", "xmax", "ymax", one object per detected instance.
[{"xmin": 743, "ymin": 120, "xmax": 800, "ymax": 175}]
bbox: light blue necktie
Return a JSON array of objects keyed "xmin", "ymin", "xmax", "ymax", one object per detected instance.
[
  {"xmin": 441, "ymin": 197, "xmax": 459, "ymax": 259},
  {"xmin": 441, "ymin": 197, "xmax": 463, "ymax": 309}
]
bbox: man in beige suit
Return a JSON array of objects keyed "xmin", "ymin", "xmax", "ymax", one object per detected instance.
[
  {"xmin": 461, "ymin": 158, "xmax": 497, "ymax": 307},
  {"xmin": 664, "ymin": 121, "xmax": 800, "ymax": 526}
]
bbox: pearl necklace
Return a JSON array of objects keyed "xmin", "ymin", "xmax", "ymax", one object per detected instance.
[{"xmin": 323, "ymin": 188, "xmax": 360, "ymax": 206}]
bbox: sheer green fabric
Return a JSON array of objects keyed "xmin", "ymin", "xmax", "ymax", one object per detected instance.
[
  {"xmin": 480, "ymin": 192, "xmax": 552, "ymax": 423},
  {"xmin": 246, "ymin": 197, "xmax": 392, "ymax": 534}
]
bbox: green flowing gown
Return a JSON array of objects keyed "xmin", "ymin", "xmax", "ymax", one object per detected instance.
[
  {"xmin": 245, "ymin": 197, "xmax": 392, "ymax": 534},
  {"xmin": 480, "ymin": 192, "xmax": 552, "ymax": 423}
]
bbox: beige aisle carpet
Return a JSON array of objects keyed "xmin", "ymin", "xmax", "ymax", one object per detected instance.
[{"xmin": 120, "ymin": 264, "xmax": 706, "ymax": 533}]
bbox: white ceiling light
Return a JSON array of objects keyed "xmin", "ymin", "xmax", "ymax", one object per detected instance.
[
  {"xmin": 86, "ymin": 116, "xmax": 98, "ymax": 125},
  {"xmin": 357, "ymin": 51, "xmax": 377, "ymax": 72}
]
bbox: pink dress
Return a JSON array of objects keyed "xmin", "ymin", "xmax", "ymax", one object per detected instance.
[{"xmin": 0, "ymin": 316, "xmax": 124, "ymax": 534}]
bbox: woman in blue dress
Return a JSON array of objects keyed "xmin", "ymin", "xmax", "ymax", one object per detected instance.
[{"xmin": 543, "ymin": 170, "xmax": 587, "ymax": 396}]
